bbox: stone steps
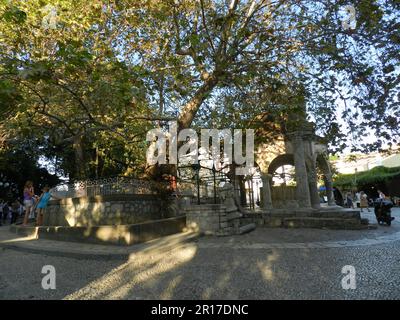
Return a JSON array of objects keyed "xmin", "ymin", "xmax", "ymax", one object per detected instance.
[
  {"xmin": 9, "ymin": 224, "xmax": 38, "ymax": 237},
  {"xmin": 361, "ymin": 218, "xmax": 369, "ymax": 225},
  {"xmin": 265, "ymin": 210, "xmax": 361, "ymax": 219},
  {"xmin": 239, "ymin": 208, "xmax": 374, "ymax": 230},
  {"xmin": 225, "ymin": 210, "xmax": 257, "ymax": 235},
  {"xmin": 282, "ymin": 217, "xmax": 366, "ymax": 230},
  {"xmin": 239, "ymin": 223, "xmax": 257, "ymax": 234}
]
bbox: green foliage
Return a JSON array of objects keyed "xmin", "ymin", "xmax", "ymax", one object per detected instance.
[
  {"xmin": 0, "ymin": 0, "xmax": 157, "ymax": 179},
  {"xmin": 333, "ymin": 166, "xmax": 400, "ymax": 188},
  {"xmin": 0, "ymin": 79, "xmax": 22, "ymax": 117},
  {"xmin": 0, "ymin": 0, "xmax": 399, "ymax": 181},
  {"xmin": 0, "ymin": 146, "xmax": 60, "ymax": 200},
  {"xmin": 2, "ymin": 5, "xmax": 27, "ymax": 24}
]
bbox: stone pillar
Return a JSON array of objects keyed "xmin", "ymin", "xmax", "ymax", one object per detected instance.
[
  {"xmin": 308, "ymin": 167, "xmax": 321, "ymax": 209},
  {"xmin": 261, "ymin": 173, "xmax": 273, "ymax": 209},
  {"xmin": 291, "ymin": 135, "xmax": 312, "ymax": 208},
  {"xmin": 324, "ymin": 173, "xmax": 336, "ymax": 206}
]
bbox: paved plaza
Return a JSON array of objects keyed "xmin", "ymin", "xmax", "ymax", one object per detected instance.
[{"xmin": 0, "ymin": 209, "xmax": 399, "ymax": 300}]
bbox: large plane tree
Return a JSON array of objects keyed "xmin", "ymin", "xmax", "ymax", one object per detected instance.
[{"xmin": 1, "ymin": 0, "xmax": 399, "ymax": 179}]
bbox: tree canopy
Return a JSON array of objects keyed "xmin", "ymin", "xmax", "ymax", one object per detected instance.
[
  {"xmin": 1, "ymin": 0, "xmax": 399, "ymax": 181},
  {"xmin": 0, "ymin": 145, "xmax": 60, "ymax": 200}
]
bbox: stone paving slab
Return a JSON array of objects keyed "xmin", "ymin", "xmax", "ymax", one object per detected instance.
[
  {"xmin": 196, "ymin": 231, "xmax": 400, "ymax": 249},
  {"xmin": 0, "ymin": 208, "xmax": 399, "ymax": 300}
]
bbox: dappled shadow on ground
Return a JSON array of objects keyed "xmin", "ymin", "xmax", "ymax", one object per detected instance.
[
  {"xmin": 2, "ymin": 210, "xmax": 400, "ymax": 300},
  {"xmin": 64, "ymin": 211, "xmax": 400, "ymax": 300},
  {"xmin": 63, "ymin": 240, "xmax": 335, "ymax": 300},
  {"xmin": 0, "ymin": 247, "xmax": 124, "ymax": 300}
]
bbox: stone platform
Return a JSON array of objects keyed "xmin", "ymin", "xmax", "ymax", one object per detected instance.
[
  {"xmin": 0, "ymin": 227, "xmax": 199, "ymax": 260},
  {"xmin": 9, "ymin": 216, "xmax": 186, "ymax": 246},
  {"xmin": 241, "ymin": 206, "xmax": 373, "ymax": 230}
]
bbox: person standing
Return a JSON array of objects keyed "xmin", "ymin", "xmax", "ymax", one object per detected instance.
[
  {"xmin": 355, "ymin": 191, "xmax": 361, "ymax": 208},
  {"xmin": 10, "ymin": 199, "xmax": 21, "ymax": 224},
  {"xmin": 2, "ymin": 202, "xmax": 9, "ymax": 224},
  {"xmin": 346, "ymin": 192, "xmax": 354, "ymax": 209},
  {"xmin": 35, "ymin": 186, "xmax": 58, "ymax": 226},
  {"xmin": 22, "ymin": 181, "xmax": 35, "ymax": 226},
  {"xmin": 378, "ymin": 190, "xmax": 386, "ymax": 200},
  {"xmin": 19, "ymin": 202, "xmax": 24, "ymax": 217},
  {"xmin": 360, "ymin": 191, "xmax": 370, "ymax": 212}
]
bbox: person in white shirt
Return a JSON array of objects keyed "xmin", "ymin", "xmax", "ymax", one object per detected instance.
[
  {"xmin": 360, "ymin": 191, "xmax": 370, "ymax": 212},
  {"xmin": 355, "ymin": 192, "xmax": 361, "ymax": 208}
]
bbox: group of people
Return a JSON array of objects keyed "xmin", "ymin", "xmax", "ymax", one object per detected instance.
[
  {"xmin": 0, "ymin": 181, "xmax": 56, "ymax": 227},
  {"xmin": 345, "ymin": 189, "xmax": 388, "ymax": 212},
  {"xmin": 0, "ymin": 198, "xmax": 24, "ymax": 226},
  {"xmin": 22, "ymin": 181, "xmax": 57, "ymax": 226}
]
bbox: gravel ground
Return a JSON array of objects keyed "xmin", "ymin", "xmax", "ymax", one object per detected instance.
[{"xmin": 0, "ymin": 209, "xmax": 399, "ymax": 300}]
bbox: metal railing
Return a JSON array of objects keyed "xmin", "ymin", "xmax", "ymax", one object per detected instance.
[
  {"xmin": 52, "ymin": 177, "xmax": 170, "ymax": 198},
  {"xmin": 176, "ymin": 164, "xmax": 232, "ymax": 205}
]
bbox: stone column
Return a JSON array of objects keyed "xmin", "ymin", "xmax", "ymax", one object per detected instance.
[
  {"xmin": 291, "ymin": 135, "xmax": 312, "ymax": 208},
  {"xmin": 308, "ymin": 167, "xmax": 321, "ymax": 209},
  {"xmin": 261, "ymin": 173, "xmax": 273, "ymax": 210},
  {"xmin": 324, "ymin": 173, "xmax": 335, "ymax": 206}
]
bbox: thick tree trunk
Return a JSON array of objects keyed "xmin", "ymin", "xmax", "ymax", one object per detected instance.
[
  {"xmin": 177, "ymin": 75, "xmax": 219, "ymax": 130},
  {"xmin": 145, "ymin": 75, "xmax": 220, "ymax": 179},
  {"xmin": 73, "ymin": 135, "xmax": 86, "ymax": 179}
]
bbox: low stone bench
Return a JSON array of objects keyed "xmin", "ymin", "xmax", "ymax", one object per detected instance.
[{"xmin": 9, "ymin": 216, "xmax": 187, "ymax": 246}]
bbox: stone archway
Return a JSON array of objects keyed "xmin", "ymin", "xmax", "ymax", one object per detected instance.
[
  {"xmin": 267, "ymin": 154, "xmax": 294, "ymax": 176},
  {"xmin": 267, "ymin": 154, "xmax": 297, "ymax": 209},
  {"xmin": 254, "ymin": 114, "xmax": 339, "ymax": 212}
]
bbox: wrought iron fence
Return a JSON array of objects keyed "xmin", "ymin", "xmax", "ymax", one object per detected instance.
[
  {"xmin": 175, "ymin": 164, "xmax": 262, "ymax": 210},
  {"xmin": 52, "ymin": 177, "xmax": 170, "ymax": 198},
  {"xmin": 51, "ymin": 171, "xmax": 262, "ymax": 211},
  {"xmin": 175, "ymin": 164, "xmax": 232, "ymax": 205}
]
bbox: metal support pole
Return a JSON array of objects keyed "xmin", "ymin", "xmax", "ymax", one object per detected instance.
[
  {"xmin": 196, "ymin": 171, "xmax": 200, "ymax": 205},
  {"xmin": 213, "ymin": 165, "xmax": 217, "ymax": 204}
]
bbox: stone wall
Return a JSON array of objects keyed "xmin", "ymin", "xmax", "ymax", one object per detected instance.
[
  {"xmin": 43, "ymin": 194, "xmax": 177, "ymax": 227},
  {"xmin": 184, "ymin": 204, "xmax": 247, "ymax": 236},
  {"xmin": 184, "ymin": 204, "xmax": 227, "ymax": 235},
  {"xmin": 271, "ymin": 186, "xmax": 299, "ymax": 209}
]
